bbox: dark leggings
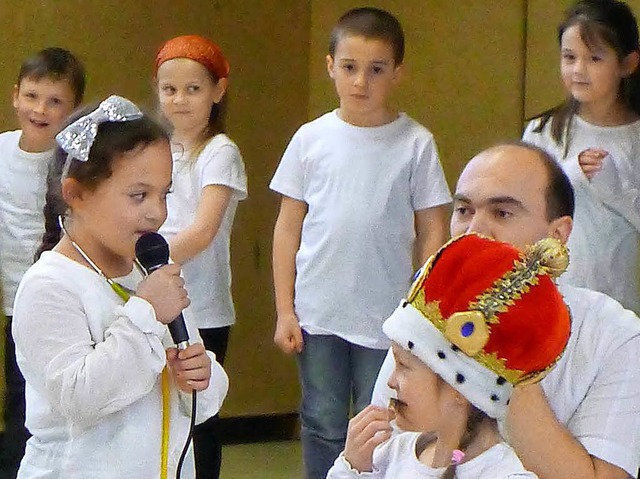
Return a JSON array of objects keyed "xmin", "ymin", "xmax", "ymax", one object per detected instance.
[
  {"xmin": 193, "ymin": 326, "xmax": 230, "ymax": 479},
  {"xmin": 1, "ymin": 317, "xmax": 29, "ymax": 479}
]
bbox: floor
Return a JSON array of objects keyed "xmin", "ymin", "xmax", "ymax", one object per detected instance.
[{"xmin": 221, "ymin": 440, "xmax": 303, "ymax": 479}]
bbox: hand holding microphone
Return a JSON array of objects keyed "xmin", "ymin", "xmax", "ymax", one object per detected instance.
[
  {"xmin": 135, "ymin": 232, "xmax": 191, "ymax": 349},
  {"xmin": 166, "ymin": 344, "xmax": 212, "ymax": 393}
]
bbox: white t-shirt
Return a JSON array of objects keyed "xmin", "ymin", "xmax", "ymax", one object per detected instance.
[
  {"xmin": 523, "ymin": 117, "xmax": 640, "ymax": 312},
  {"xmin": 270, "ymin": 111, "xmax": 452, "ymax": 349},
  {"xmin": 159, "ymin": 134, "xmax": 247, "ymax": 329},
  {"xmin": 13, "ymin": 251, "xmax": 229, "ymax": 479},
  {"xmin": 0, "ymin": 130, "xmax": 52, "ymax": 315},
  {"xmin": 371, "ymin": 284, "xmax": 640, "ymax": 477},
  {"xmin": 327, "ymin": 432, "xmax": 536, "ymax": 478}
]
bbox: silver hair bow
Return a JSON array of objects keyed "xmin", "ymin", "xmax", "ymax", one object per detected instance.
[{"xmin": 56, "ymin": 95, "xmax": 143, "ymax": 163}]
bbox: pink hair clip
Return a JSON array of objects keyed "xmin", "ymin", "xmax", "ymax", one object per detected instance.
[{"xmin": 451, "ymin": 449, "xmax": 465, "ymax": 465}]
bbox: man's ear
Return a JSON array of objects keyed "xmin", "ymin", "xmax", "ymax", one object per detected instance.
[{"xmin": 548, "ymin": 216, "xmax": 572, "ymax": 245}]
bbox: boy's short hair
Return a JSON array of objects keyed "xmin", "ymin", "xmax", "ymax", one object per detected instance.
[
  {"xmin": 17, "ymin": 48, "xmax": 86, "ymax": 105},
  {"xmin": 329, "ymin": 7, "xmax": 405, "ymax": 65}
]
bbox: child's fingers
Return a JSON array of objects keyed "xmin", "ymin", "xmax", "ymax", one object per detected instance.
[
  {"xmin": 579, "ymin": 151, "xmax": 603, "ymax": 165},
  {"xmin": 348, "ymin": 405, "xmax": 392, "ymax": 437},
  {"xmin": 274, "ymin": 332, "xmax": 297, "ymax": 354},
  {"xmin": 580, "ymin": 164, "xmax": 602, "ymax": 180},
  {"xmin": 292, "ymin": 327, "xmax": 304, "ymax": 353},
  {"xmin": 579, "ymin": 149, "xmax": 606, "ymax": 167},
  {"xmin": 581, "ymin": 164, "xmax": 602, "ymax": 174},
  {"xmin": 177, "ymin": 343, "xmax": 207, "ymax": 360},
  {"xmin": 161, "ymin": 263, "xmax": 184, "ymax": 277},
  {"xmin": 352, "ymin": 405, "xmax": 391, "ymax": 423},
  {"xmin": 186, "ymin": 378, "xmax": 211, "ymax": 391},
  {"xmin": 589, "ymin": 147, "xmax": 608, "ymax": 157},
  {"xmin": 179, "ymin": 365, "xmax": 211, "ymax": 382},
  {"xmin": 579, "ymin": 156, "xmax": 602, "ymax": 166},
  {"xmin": 581, "ymin": 147, "xmax": 608, "ymax": 158},
  {"xmin": 367, "ymin": 428, "xmax": 392, "ymax": 449},
  {"xmin": 173, "ymin": 358, "xmax": 211, "ymax": 375},
  {"xmin": 173, "ymin": 350, "xmax": 211, "ymax": 371},
  {"xmin": 357, "ymin": 421, "xmax": 393, "ymax": 448},
  {"xmin": 344, "ymin": 408, "xmax": 392, "ymax": 473},
  {"xmin": 166, "ymin": 347, "xmax": 179, "ymax": 361},
  {"xmin": 172, "ymin": 363, "xmax": 211, "ymax": 392}
]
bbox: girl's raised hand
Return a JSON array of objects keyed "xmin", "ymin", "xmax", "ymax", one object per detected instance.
[
  {"xmin": 136, "ymin": 264, "xmax": 190, "ymax": 324},
  {"xmin": 578, "ymin": 147, "xmax": 608, "ymax": 180},
  {"xmin": 343, "ymin": 405, "xmax": 394, "ymax": 473},
  {"xmin": 166, "ymin": 343, "xmax": 212, "ymax": 392}
]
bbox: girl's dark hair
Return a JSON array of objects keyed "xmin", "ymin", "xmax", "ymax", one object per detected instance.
[
  {"xmin": 442, "ymin": 406, "xmax": 487, "ymax": 479},
  {"xmin": 531, "ymin": 0, "xmax": 640, "ymax": 155},
  {"xmin": 329, "ymin": 7, "xmax": 405, "ymax": 65},
  {"xmin": 18, "ymin": 47, "xmax": 86, "ymax": 105},
  {"xmin": 35, "ymin": 105, "xmax": 169, "ymax": 260}
]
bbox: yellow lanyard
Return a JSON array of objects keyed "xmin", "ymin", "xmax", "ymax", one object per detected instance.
[{"xmin": 110, "ymin": 282, "xmax": 171, "ymax": 479}]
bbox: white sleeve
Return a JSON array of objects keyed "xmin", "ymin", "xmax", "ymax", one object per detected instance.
[
  {"xmin": 326, "ymin": 453, "xmax": 381, "ymax": 478},
  {"xmin": 566, "ymin": 331, "xmax": 640, "ymax": 476},
  {"xmin": 411, "ymin": 133, "xmax": 451, "ymax": 211},
  {"xmin": 198, "ymin": 141, "xmax": 248, "ymax": 200},
  {"xmin": 13, "ymin": 277, "xmax": 167, "ymax": 428},
  {"xmin": 371, "ymin": 349, "xmax": 395, "ymax": 407},
  {"xmin": 269, "ymin": 128, "xmax": 305, "ymax": 201}
]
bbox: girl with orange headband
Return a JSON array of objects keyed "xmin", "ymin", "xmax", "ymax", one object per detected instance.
[{"xmin": 154, "ymin": 34, "xmax": 248, "ymax": 478}]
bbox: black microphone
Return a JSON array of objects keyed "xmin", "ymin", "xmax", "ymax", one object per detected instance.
[{"xmin": 135, "ymin": 232, "xmax": 190, "ymax": 350}]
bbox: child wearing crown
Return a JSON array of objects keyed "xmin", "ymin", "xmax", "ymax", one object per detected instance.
[{"xmin": 327, "ymin": 234, "xmax": 571, "ymax": 478}]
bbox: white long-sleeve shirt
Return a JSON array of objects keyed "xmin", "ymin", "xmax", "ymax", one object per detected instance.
[
  {"xmin": 12, "ymin": 251, "xmax": 229, "ymax": 478},
  {"xmin": 327, "ymin": 432, "xmax": 536, "ymax": 478}
]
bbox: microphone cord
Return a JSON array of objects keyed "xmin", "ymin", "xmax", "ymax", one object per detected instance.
[{"xmin": 176, "ymin": 390, "xmax": 197, "ymax": 478}]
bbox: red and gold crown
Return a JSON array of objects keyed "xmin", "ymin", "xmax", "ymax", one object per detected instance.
[{"xmin": 383, "ymin": 233, "xmax": 571, "ymax": 418}]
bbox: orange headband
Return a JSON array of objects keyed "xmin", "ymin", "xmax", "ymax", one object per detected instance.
[{"xmin": 154, "ymin": 34, "xmax": 230, "ymax": 79}]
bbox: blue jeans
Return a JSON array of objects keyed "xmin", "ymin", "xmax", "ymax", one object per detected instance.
[{"xmin": 297, "ymin": 331, "xmax": 387, "ymax": 479}]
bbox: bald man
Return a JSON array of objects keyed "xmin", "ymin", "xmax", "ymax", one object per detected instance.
[{"xmin": 372, "ymin": 143, "xmax": 640, "ymax": 479}]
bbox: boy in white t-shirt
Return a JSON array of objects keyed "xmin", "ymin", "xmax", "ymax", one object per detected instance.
[
  {"xmin": 270, "ymin": 7, "xmax": 451, "ymax": 479},
  {"xmin": 0, "ymin": 48, "xmax": 85, "ymax": 476}
]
